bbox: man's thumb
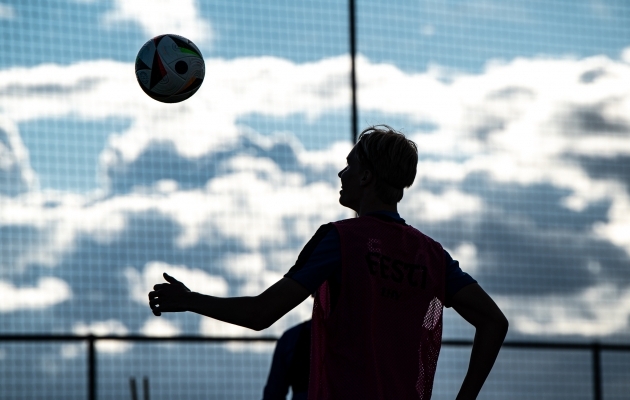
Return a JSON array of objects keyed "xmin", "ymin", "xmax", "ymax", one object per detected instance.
[{"xmin": 163, "ymin": 272, "xmax": 178, "ymax": 284}]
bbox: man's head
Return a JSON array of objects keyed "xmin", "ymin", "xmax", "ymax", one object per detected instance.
[{"xmin": 338, "ymin": 125, "xmax": 418, "ymax": 211}]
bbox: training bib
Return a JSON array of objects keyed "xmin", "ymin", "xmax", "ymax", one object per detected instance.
[{"xmin": 309, "ymin": 215, "xmax": 445, "ymax": 400}]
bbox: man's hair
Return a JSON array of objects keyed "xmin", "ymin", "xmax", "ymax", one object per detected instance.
[{"xmin": 355, "ymin": 125, "xmax": 418, "ymax": 204}]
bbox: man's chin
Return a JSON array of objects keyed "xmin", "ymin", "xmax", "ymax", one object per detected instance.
[{"xmin": 338, "ymin": 195, "xmax": 355, "ymax": 211}]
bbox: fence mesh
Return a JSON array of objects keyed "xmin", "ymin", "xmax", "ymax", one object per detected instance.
[{"xmin": 0, "ymin": 0, "xmax": 629, "ymax": 398}]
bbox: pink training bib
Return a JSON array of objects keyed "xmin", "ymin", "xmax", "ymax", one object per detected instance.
[{"xmin": 309, "ymin": 215, "xmax": 445, "ymax": 400}]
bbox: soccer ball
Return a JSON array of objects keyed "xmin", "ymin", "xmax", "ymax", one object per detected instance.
[{"xmin": 135, "ymin": 34, "xmax": 205, "ymax": 103}]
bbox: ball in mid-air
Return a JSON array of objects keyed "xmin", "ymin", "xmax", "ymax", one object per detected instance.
[{"xmin": 135, "ymin": 34, "xmax": 205, "ymax": 103}]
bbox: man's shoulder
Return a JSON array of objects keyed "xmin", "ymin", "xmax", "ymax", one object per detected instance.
[
  {"xmin": 330, "ymin": 217, "xmax": 355, "ymax": 226},
  {"xmin": 407, "ymin": 225, "xmax": 440, "ymax": 243}
]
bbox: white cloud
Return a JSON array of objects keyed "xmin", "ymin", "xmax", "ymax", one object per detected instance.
[
  {"xmin": 500, "ymin": 284, "xmax": 630, "ymax": 336},
  {"xmin": 126, "ymin": 261, "xmax": 229, "ymax": 305},
  {"xmin": 400, "ymin": 189, "xmax": 483, "ymax": 223},
  {"xmin": 141, "ymin": 317, "xmax": 180, "ymax": 337},
  {"xmin": 0, "ymin": 190, "xmax": 111, "ymax": 271},
  {"xmin": 0, "ymin": 116, "xmax": 35, "ymax": 195},
  {"xmin": 0, "ymin": 277, "xmax": 71, "ymax": 312},
  {"xmin": 593, "ymin": 191, "xmax": 630, "ymax": 254},
  {"xmin": 0, "ymin": 4, "xmax": 15, "ymax": 20},
  {"xmin": 0, "ymin": 56, "xmax": 350, "ymax": 162},
  {"xmin": 73, "ymin": 319, "xmax": 131, "ymax": 353},
  {"xmin": 64, "ymin": 318, "xmax": 157, "ymax": 358},
  {"xmin": 2, "ymin": 49, "xmax": 630, "ymax": 339},
  {"xmin": 445, "ymin": 242, "xmax": 479, "ymax": 275},
  {"xmin": 102, "ymin": 0, "xmax": 212, "ymax": 45}
]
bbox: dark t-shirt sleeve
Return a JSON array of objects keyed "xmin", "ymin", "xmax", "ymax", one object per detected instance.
[
  {"xmin": 284, "ymin": 223, "xmax": 341, "ymax": 294},
  {"xmin": 443, "ymin": 249, "xmax": 477, "ymax": 308}
]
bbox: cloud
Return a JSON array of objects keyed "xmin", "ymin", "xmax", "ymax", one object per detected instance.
[
  {"xmin": 126, "ymin": 261, "xmax": 229, "ymax": 305},
  {"xmin": 73, "ymin": 319, "xmax": 131, "ymax": 353},
  {"xmin": 0, "ymin": 116, "xmax": 35, "ymax": 196},
  {"xmin": 400, "ymin": 189, "xmax": 483, "ymax": 223},
  {"xmin": 0, "ymin": 277, "xmax": 71, "ymax": 312},
  {"xmin": 102, "ymin": 0, "xmax": 212, "ymax": 45},
  {"xmin": 2, "ymin": 49, "xmax": 630, "ymax": 339},
  {"xmin": 141, "ymin": 317, "xmax": 180, "ymax": 337},
  {"xmin": 445, "ymin": 242, "xmax": 479, "ymax": 275},
  {"xmin": 0, "ymin": 56, "xmax": 350, "ymax": 162},
  {"xmin": 499, "ymin": 283, "xmax": 630, "ymax": 336},
  {"xmin": 357, "ymin": 52, "xmax": 630, "ymax": 256},
  {"xmin": 0, "ymin": 4, "xmax": 15, "ymax": 20}
]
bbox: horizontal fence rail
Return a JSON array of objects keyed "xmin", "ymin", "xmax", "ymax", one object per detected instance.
[{"xmin": 0, "ymin": 335, "xmax": 629, "ymax": 400}]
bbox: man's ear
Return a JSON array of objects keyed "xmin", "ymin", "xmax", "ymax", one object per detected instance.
[{"xmin": 359, "ymin": 169, "xmax": 374, "ymax": 187}]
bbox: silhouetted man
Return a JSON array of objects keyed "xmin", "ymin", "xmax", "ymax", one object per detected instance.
[
  {"xmin": 262, "ymin": 320, "xmax": 311, "ymax": 400},
  {"xmin": 149, "ymin": 125, "xmax": 508, "ymax": 399}
]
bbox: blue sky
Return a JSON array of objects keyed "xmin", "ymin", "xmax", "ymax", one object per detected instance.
[
  {"xmin": 1, "ymin": 0, "xmax": 628, "ymax": 70},
  {"xmin": 1, "ymin": 1, "xmax": 630, "ymax": 397},
  {"xmin": 1, "ymin": 0, "xmax": 630, "ymax": 330},
  {"xmin": 1, "ymin": 0, "xmax": 629, "ymax": 336},
  {"xmin": 1, "ymin": 0, "xmax": 628, "ymax": 192}
]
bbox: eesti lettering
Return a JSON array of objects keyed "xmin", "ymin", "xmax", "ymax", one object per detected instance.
[{"xmin": 364, "ymin": 252, "xmax": 427, "ymax": 288}]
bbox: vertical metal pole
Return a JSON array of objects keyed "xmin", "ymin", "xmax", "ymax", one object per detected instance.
[
  {"xmin": 88, "ymin": 335, "xmax": 96, "ymax": 400},
  {"xmin": 143, "ymin": 376, "xmax": 150, "ymax": 400},
  {"xmin": 592, "ymin": 343, "xmax": 602, "ymax": 400},
  {"xmin": 130, "ymin": 377, "xmax": 138, "ymax": 400},
  {"xmin": 349, "ymin": 0, "xmax": 358, "ymax": 143}
]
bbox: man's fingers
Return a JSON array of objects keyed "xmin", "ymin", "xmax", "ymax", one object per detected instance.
[
  {"xmin": 149, "ymin": 274, "xmax": 186, "ymax": 316},
  {"xmin": 149, "ymin": 297, "xmax": 158, "ymax": 309}
]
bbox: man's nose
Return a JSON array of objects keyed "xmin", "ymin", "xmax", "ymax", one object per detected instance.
[{"xmin": 338, "ymin": 167, "xmax": 346, "ymax": 178}]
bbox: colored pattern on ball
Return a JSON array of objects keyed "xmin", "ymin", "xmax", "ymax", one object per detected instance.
[{"xmin": 135, "ymin": 34, "xmax": 205, "ymax": 103}]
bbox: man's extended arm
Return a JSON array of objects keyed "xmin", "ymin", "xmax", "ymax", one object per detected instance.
[
  {"xmin": 148, "ymin": 273, "xmax": 311, "ymax": 331},
  {"xmin": 450, "ymin": 283, "xmax": 509, "ymax": 400}
]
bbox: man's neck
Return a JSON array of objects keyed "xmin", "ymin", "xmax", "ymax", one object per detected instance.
[{"xmin": 357, "ymin": 199, "xmax": 397, "ymax": 217}]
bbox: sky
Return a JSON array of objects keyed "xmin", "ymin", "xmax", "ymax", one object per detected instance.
[{"xmin": 0, "ymin": 0, "xmax": 629, "ymax": 398}]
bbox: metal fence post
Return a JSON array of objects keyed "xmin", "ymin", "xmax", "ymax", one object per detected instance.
[
  {"xmin": 88, "ymin": 335, "xmax": 96, "ymax": 400},
  {"xmin": 592, "ymin": 342, "xmax": 602, "ymax": 400},
  {"xmin": 349, "ymin": 0, "xmax": 358, "ymax": 143}
]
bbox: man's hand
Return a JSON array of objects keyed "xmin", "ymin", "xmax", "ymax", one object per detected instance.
[{"xmin": 148, "ymin": 273, "xmax": 192, "ymax": 316}]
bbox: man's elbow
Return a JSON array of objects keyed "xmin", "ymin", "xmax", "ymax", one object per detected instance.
[
  {"xmin": 478, "ymin": 312, "xmax": 509, "ymax": 337},
  {"xmin": 250, "ymin": 309, "xmax": 276, "ymax": 332},
  {"xmin": 493, "ymin": 313, "xmax": 509, "ymax": 337},
  {"xmin": 251, "ymin": 319, "xmax": 270, "ymax": 332},
  {"xmin": 500, "ymin": 315, "xmax": 509, "ymax": 335}
]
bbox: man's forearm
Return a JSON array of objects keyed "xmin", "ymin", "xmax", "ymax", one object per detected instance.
[
  {"xmin": 150, "ymin": 277, "xmax": 309, "ymax": 330},
  {"xmin": 456, "ymin": 321, "xmax": 508, "ymax": 400},
  {"xmin": 186, "ymin": 292, "xmax": 265, "ymax": 331}
]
